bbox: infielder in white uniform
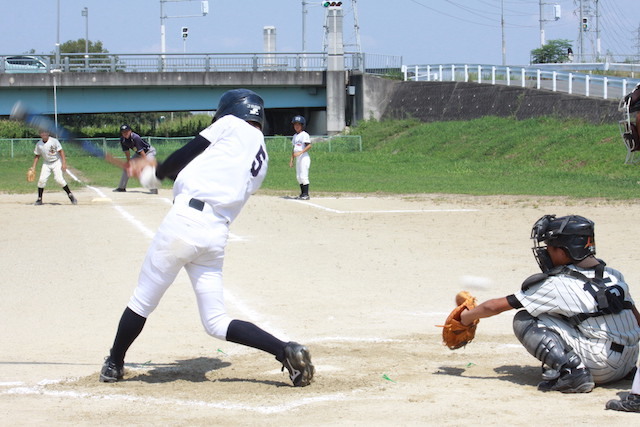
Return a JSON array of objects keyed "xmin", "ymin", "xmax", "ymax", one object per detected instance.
[
  {"xmin": 460, "ymin": 214, "xmax": 640, "ymax": 393},
  {"xmin": 100, "ymin": 89, "xmax": 315, "ymax": 387},
  {"xmin": 289, "ymin": 115, "xmax": 312, "ymax": 200},
  {"xmin": 30, "ymin": 130, "xmax": 77, "ymax": 205}
]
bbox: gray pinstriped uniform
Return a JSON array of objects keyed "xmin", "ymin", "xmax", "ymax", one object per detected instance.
[{"xmin": 514, "ymin": 264, "xmax": 640, "ymax": 384}]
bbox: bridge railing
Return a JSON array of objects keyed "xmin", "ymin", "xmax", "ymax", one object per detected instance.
[
  {"xmin": 0, "ymin": 52, "xmax": 402, "ymax": 76},
  {"xmin": 402, "ymin": 63, "xmax": 640, "ymax": 101}
]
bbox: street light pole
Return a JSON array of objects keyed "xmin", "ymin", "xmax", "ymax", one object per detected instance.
[
  {"xmin": 82, "ymin": 7, "xmax": 89, "ymax": 69},
  {"xmin": 56, "ymin": 0, "xmax": 60, "ymax": 69}
]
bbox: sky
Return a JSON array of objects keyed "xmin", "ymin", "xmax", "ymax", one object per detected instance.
[{"xmin": 0, "ymin": 0, "xmax": 638, "ymax": 66}]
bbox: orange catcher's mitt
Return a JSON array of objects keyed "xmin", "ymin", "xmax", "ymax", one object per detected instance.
[
  {"xmin": 27, "ymin": 167, "xmax": 35, "ymax": 182},
  {"xmin": 439, "ymin": 291, "xmax": 479, "ymax": 350}
]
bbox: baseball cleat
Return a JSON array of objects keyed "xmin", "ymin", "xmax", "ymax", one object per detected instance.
[
  {"xmin": 113, "ymin": 188, "xmax": 126, "ymax": 192},
  {"xmin": 149, "ymin": 189, "xmax": 158, "ymax": 195},
  {"xmin": 281, "ymin": 342, "xmax": 315, "ymax": 387},
  {"xmin": 606, "ymin": 393, "xmax": 640, "ymax": 412},
  {"xmin": 34, "ymin": 199, "xmax": 43, "ymax": 206},
  {"xmin": 69, "ymin": 194, "xmax": 78, "ymax": 205},
  {"xmin": 537, "ymin": 368, "xmax": 594, "ymax": 393},
  {"xmin": 100, "ymin": 356, "xmax": 124, "ymax": 383}
]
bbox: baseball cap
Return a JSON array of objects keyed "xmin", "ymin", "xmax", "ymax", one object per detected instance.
[{"xmin": 120, "ymin": 124, "xmax": 131, "ymax": 132}]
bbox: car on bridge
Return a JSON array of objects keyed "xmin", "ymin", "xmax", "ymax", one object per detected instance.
[{"xmin": 2, "ymin": 56, "xmax": 48, "ymax": 73}]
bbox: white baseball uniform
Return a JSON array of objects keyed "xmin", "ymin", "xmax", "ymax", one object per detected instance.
[
  {"xmin": 292, "ymin": 130, "xmax": 311, "ymax": 185},
  {"xmin": 127, "ymin": 115, "xmax": 268, "ymax": 340},
  {"xmin": 514, "ymin": 264, "xmax": 640, "ymax": 384},
  {"xmin": 34, "ymin": 136, "xmax": 67, "ymax": 188}
]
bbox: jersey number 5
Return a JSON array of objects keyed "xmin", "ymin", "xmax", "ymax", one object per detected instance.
[{"xmin": 251, "ymin": 146, "xmax": 267, "ymax": 177}]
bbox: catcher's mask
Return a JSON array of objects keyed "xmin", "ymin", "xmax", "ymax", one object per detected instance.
[
  {"xmin": 212, "ymin": 89, "xmax": 265, "ymax": 130},
  {"xmin": 531, "ymin": 214, "xmax": 596, "ymax": 273}
]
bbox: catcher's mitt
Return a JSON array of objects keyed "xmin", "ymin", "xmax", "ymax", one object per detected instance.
[
  {"xmin": 26, "ymin": 167, "xmax": 35, "ymax": 182},
  {"xmin": 438, "ymin": 291, "xmax": 479, "ymax": 350}
]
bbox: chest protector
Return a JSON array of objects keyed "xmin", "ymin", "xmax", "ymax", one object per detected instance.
[{"xmin": 521, "ymin": 262, "xmax": 632, "ymax": 326}]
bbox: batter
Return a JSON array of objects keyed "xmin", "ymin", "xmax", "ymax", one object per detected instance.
[{"xmin": 100, "ymin": 89, "xmax": 315, "ymax": 387}]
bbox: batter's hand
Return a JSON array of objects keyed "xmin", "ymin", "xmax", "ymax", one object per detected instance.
[{"xmin": 127, "ymin": 157, "xmax": 157, "ymax": 178}]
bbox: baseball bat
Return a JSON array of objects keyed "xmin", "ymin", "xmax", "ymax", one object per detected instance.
[{"xmin": 10, "ymin": 101, "xmax": 126, "ymax": 169}]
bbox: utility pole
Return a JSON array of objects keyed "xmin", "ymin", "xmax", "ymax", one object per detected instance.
[
  {"xmin": 594, "ymin": 0, "xmax": 600, "ymax": 59},
  {"xmin": 539, "ymin": 0, "xmax": 545, "ymax": 47},
  {"xmin": 578, "ymin": 0, "xmax": 584, "ymax": 62},
  {"xmin": 302, "ymin": 0, "xmax": 308, "ymax": 52},
  {"xmin": 501, "ymin": 0, "xmax": 506, "ymax": 65},
  {"xmin": 82, "ymin": 7, "xmax": 89, "ymax": 69}
]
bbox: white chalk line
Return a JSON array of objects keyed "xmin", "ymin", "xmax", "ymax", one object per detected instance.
[
  {"xmin": 2, "ymin": 381, "xmax": 375, "ymax": 414},
  {"xmin": 287, "ymin": 199, "xmax": 478, "ymax": 214}
]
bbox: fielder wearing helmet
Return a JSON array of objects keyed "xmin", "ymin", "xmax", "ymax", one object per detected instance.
[
  {"xmin": 291, "ymin": 115, "xmax": 306, "ymax": 129},
  {"xmin": 289, "ymin": 115, "xmax": 312, "ymax": 199},
  {"xmin": 456, "ymin": 213, "xmax": 640, "ymax": 394}
]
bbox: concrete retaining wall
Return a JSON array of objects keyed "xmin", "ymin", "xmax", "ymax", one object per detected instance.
[{"xmin": 378, "ymin": 80, "xmax": 620, "ymax": 124}]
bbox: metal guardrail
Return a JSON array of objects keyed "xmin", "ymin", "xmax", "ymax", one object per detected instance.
[
  {"xmin": 402, "ymin": 64, "xmax": 640, "ymax": 101},
  {"xmin": 0, "ymin": 52, "xmax": 402, "ymax": 75}
]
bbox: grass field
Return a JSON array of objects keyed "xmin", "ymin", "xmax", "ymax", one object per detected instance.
[{"xmin": 2, "ymin": 116, "xmax": 639, "ymax": 199}]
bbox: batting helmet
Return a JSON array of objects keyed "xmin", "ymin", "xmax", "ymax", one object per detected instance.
[
  {"xmin": 213, "ymin": 89, "xmax": 265, "ymax": 129},
  {"xmin": 291, "ymin": 115, "xmax": 306, "ymax": 128},
  {"xmin": 531, "ymin": 214, "xmax": 596, "ymax": 272}
]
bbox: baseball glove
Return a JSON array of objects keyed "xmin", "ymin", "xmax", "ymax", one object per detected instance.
[
  {"xmin": 438, "ymin": 291, "xmax": 479, "ymax": 350},
  {"xmin": 26, "ymin": 167, "xmax": 35, "ymax": 182}
]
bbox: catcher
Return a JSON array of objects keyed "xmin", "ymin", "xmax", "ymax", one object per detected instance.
[{"xmin": 456, "ymin": 214, "xmax": 640, "ymax": 394}]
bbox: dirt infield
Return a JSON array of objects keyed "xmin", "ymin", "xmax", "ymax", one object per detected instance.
[{"xmin": 2, "ymin": 188, "xmax": 640, "ymax": 425}]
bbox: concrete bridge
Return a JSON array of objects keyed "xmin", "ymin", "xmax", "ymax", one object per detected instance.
[{"xmin": 0, "ymin": 69, "xmax": 334, "ymax": 135}]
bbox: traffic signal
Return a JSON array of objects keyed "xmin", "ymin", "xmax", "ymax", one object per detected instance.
[
  {"xmin": 182, "ymin": 27, "xmax": 189, "ymax": 39},
  {"xmin": 582, "ymin": 17, "xmax": 588, "ymax": 31},
  {"xmin": 323, "ymin": 2, "xmax": 342, "ymax": 7}
]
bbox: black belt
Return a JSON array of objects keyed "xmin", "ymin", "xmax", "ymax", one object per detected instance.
[
  {"xmin": 188, "ymin": 198, "xmax": 205, "ymax": 211},
  {"xmin": 611, "ymin": 342, "xmax": 624, "ymax": 353}
]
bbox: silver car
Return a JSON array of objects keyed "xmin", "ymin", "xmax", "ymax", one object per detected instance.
[{"xmin": 2, "ymin": 56, "xmax": 48, "ymax": 73}]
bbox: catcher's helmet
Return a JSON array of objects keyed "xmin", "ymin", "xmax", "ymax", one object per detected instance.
[
  {"xmin": 291, "ymin": 115, "xmax": 306, "ymax": 128},
  {"xmin": 213, "ymin": 89, "xmax": 265, "ymax": 129},
  {"xmin": 531, "ymin": 214, "xmax": 596, "ymax": 272}
]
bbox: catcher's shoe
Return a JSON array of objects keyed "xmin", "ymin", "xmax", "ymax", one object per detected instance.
[
  {"xmin": 606, "ymin": 393, "xmax": 640, "ymax": 412},
  {"xmin": 281, "ymin": 342, "xmax": 315, "ymax": 387},
  {"xmin": 537, "ymin": 368, "xmax": 594, "ymax": 393},
  {"xmin": 100, "ymin": 356, "xmax": 124, "ymax": 383}
]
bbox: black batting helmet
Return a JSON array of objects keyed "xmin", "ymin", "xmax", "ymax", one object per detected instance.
[
  {"xmin": 291, "ymin": 115, "xmax": 306, "ymax": 128},
  {"xmin": 531, "ymin": 214, "xmax": 596, "ymax": 272},
  {"xmin": 213, "ymin": 89, "xmax": 265, "ymax": 129}
]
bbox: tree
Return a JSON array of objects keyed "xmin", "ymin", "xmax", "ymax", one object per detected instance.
[
  {"xmin": 56, "ymin": 39, "xmax": 110, "ymax": 64},
  {"xmin": 530, "ymin": 39, "xmax": 573, "ymax": 64}
]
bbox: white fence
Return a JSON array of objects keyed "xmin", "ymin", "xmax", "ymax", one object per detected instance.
[{"xmin": 402, "ymin": 64, "xmax": 640, "ymax": 101}]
